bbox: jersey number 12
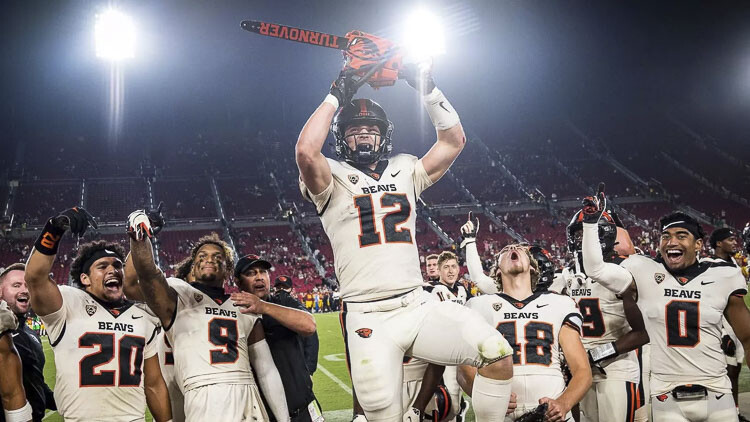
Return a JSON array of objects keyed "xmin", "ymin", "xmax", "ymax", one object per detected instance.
[{"xmin": 354, "ymin": 193, "xmax": 412, "ymax": 247}]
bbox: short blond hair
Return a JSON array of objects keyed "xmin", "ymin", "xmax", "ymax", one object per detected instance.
[{"xmin": 437, "ymin": 251, "xmax": 458, "ymax": 268}]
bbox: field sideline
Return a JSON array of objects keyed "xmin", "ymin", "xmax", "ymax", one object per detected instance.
[{"xmin": 39, "ymin": 305, "xmax": 750, "ymax": 421}]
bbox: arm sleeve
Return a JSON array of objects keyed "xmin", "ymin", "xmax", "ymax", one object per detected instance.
[
  {"xmin": 465, "ymin": 242, "xmax": 498, "ymax": 294},
  {"xmin": 299, "ymin": 175, "xmax": 334, "ymax": 214},
  {"xmin": 413, "ymin": 158, "xmax": 434, "ymax": 196},
  {"xmin": 581, "ymin": 222, "xmax": 634, "ymax": 295},
  {"xmin": 248, "ymin": 339, "xmax": 290, "ymax": 422},
  {"xmin": 302, "ymin": 332, "xmax": 320, "ymax": 375}
]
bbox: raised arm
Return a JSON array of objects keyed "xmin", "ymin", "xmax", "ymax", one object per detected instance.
[
  {"xmin": 297, "ymin": 72, "xmax": 360, "ymax": 195},
  {"xmin": 143, "ymin": 355, "xmax": 172, "ymax": 422},
  {"xmin": 26, "ymin": 207, "xmax": 97, "ymax": 316},
  {"xmin": 122, "ymin": 252, "xmax": 145, "ymax": 302},
  {"xmin": 541, "ymin": 325, "xmax": 592, "ymax": 421},
  {"xmin": 460, "ymin": 213, "xmax": 498, "ymax": 294},
  {"xmin": 400, "ymin": 65, "xmax": 465, "ymax": 183},
  {"xmin": 247, "ymin": 322, "xmax": 290, "ymax": 422},
  {"xmin": 581, "ymin": 222, "xmax": 636, "ymax": 296},
  {"xmin": 129, "ymin": 236, "xmax": 177, "ymax": 329}
]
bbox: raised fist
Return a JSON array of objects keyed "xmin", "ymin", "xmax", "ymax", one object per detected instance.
[
  {"xmin": 399, "ymin": 62, "xmax": 436, "ymax": 94},
  {"xmin": 52, "ymin": 207, "xmax": 98, "ymax": 237},
  {"xmin": 460, "ymin": 211, "xmax": 480, "ymax": 249},
  {"xmin": 330, "ymin": 71, "xmax": 359, "ymax": 106}
]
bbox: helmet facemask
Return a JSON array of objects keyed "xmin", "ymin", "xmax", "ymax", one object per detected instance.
[{"xmin": 332, "ymin": 99, "xmax": 393, "ymax": 165}]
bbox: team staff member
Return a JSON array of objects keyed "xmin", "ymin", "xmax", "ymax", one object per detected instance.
[
  {"xmin": 232, "ymin": 255, "xmax": 321, "ymax": 422},
  {"xmin": 0, "ymin": 264, "xmax": 55, "ymax": 421}
]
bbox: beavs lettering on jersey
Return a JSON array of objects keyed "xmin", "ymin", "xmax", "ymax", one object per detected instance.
[
  {"xmin": 569, "ymin": 288, "xmax": 592, "ymax": 297},
  {"xmin": 97, "ymin": 321, "xmax": 134, "ymax": 333},
  {"xmin": 664, "ymin": 288, "xmax": 701, "ymax": 299},
  {"xmin": 205, "ymin": 307, "xmax": 237, "ymax": 318},
  {"xmin": 503, "ymin": 312, "xmax": 539, "ymax": 319},
  {"xmin": 361, "ymin": 184, "xmax": 397, "ymax": 194}
]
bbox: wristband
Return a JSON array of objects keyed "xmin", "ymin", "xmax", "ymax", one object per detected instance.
[
  {"xmin": 34, "ymin": 218, "xmax": 66, "ymax": 256},
  {"xmin": 423, "ymin": 87, "xmax": 461, "ymax": 131},
  {"xmin": 4, "ymin": 401, "xmax": 32, "ymax": 422},
  {"xmin": 589, "ymin": 342, "xmax": 618, "ymax": 363},
  {"xmin": 323, "ymin": 94, "xmax": 339, "ymax": 109}
]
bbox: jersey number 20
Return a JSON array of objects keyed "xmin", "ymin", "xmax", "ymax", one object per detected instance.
[
  {"xmin": 79, "ymin": 333, "xmax": 145, "ymax": 387},
  {"xmin": 354, "ymin": 193, "xmax": 412, "ymax": 247}
]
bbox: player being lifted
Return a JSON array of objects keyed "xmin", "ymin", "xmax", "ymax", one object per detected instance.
[
  {"xmin": 581, "ymin": 190, "xmax": 750, "ymax": 422},
  {"xmin": 126, "ymin": 212, "xmax": 289, "ymax": 422},
  {"xmin": 24, "ymin": 207, "xmax": 171, "ymax": 422},
  {"xmin": 296, "ymin": 65, "xmax": 514, "ymax": 421},
  {"xmin": 460, "ymin": 241, "xmax": 592, "ymax": 422},
  {"xmin": 563, "ymin": 210, "xmax": 649, "ymax": 422}
]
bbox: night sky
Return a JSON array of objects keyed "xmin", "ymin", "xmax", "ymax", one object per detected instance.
[{"xmin": 2, "ymin": 0, "xmax": 749, "ymax": 153}]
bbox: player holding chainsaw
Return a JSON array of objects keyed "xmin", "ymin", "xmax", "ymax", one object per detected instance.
[{"xmin": 296, "ymin": 48, "xmax": 514, "ymax": 421}]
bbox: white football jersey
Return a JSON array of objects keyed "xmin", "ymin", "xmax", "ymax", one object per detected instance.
[
  {"xmin": 563, "ymin": 264, "xmax": 640, "ymax": 383},
  {"xmin": 621, "ymin": 254, "xmax": 747, "ymax": 395},
  {"xmin": 165, "ymin": 278, "xmax": 260, "ymax": 392},
  {"xmin": 425, "ymin": 281, "xmax": 469, "ymax": 305},
  {"xmin": 466, "ymin": 291, "xmax": 582, "ymax": 409},
  {"xmin": 156, "ymin": 329, "xmax": 185, "ymax": 422},
  {"xmin": 40, "ymin": 286, "xmax": 160, "ymax": 422},
  {"xmin": 300, "ymin": 154, "xmax": 433, "ymax": 301}
]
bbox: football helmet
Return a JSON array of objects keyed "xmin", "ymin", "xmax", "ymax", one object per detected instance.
[
  {"xmin": 567, "ymin": 209, "xmax": 617, "ymax": 255},
  {"xmin": 331, "ymin": 98, "xmax": 393, "ymax": 164},
  {"xmin": 530, "ymin": 245, "xmax": 555, "ymax": 292},
  {"xmin": 424, "ymin": 384, "xmax": 452, "ymax": 421}
]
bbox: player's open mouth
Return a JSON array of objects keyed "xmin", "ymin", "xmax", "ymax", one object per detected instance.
[
  {"xmin": 16, "ymin": 296, "xmax": 29, "ymax": 304},
  {"xmin": 665, "ymin": 249, "xmax": 684, "ymax": 265},
  {"xmin": 104, "ymin": 277, "xmax": 122, "ymax": 290},
  {"xmin": 510, "ymin": 251, "xmax": 520, "ymax": 262}
]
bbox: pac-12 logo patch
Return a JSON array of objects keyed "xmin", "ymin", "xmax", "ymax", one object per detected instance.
[
  {"xmin": 654, "ymin": 273, "xmax": 665, "ymax": 284},
  {"xmin": 348, "ymin": 174, "xmax": 359, "ymax": 184},
  {"xmin": 85, "ymin": 304, "xmax": 97, "ymax": 316},
  {"xmin": 355, "ymin": 328, "xmax": 373, "ymax": 338},
  {"xmin": 492, "ymin": 302, "xmax": 502, "ymax": 311},
  {"xmin": 194, "ymin": 293, "xmax": 203, "ymax": 303}
]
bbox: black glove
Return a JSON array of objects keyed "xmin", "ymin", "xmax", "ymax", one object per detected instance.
[
  {"xmin": 146, "ymin": 201, "xmax": 166, "ymax": 236},
  {"xmin": 459, "ymin": 211, "xmax": 480, "ymax": 249},
  {"xmin": 399, "ymin": 63, "xmax": 436, "ymax": 94},
  {"xmin": 53, "ymin": 207, "xmax": 97, "ymax": 237},
  {"xmin": 514, "ymin": 403, "xmax": 547, "ymax": 422},
  {"xmin": 330, "ymin": 71, "xmax": 359, "ymax": 106},
  {"xmin": 581, "ymin": 182, "xmax": 607, "ymax": 224},
  {"xmin": 721, "ymin": 334, "xmax": 737, "ymax": 357}
]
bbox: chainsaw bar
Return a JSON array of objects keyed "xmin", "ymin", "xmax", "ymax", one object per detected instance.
[{"xmin": 241, "ymin": 20, "xmax": 348, "ymax": 50}]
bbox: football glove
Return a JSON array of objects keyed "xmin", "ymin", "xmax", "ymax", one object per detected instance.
[
  {"xmin": 403, "ymin": 407, "xmax": 421, "ymax": 422},
  {"xmin": 514, "ymin": 403, "xmax": 547, "ymax": 422},
  {"xmin": 145, "ymin": 201, "xmax": 166, "ymax": 236},
  {"xmin": 460, "ymin": 211, "xmax": 480, "ymax": 249},
  {"xmin": 330, "ymin": 71, "xmax": 359, "ymax": 106},
  {"xmin": 400, "ymin": 62, "xmax": 436, "ymax": 95},
  {"xmin": 581, "ymin": 182, "xmax": 607, "ymax": 225},
  {"xmin": 721, "ymin": 334, "xmax": 737, "ymax": 357},
  {"xmin": 351, "ymin": 415, "xmax": 367, "ymax": 422},
  {"xmin": 53, "ymin": 207, "xmax": 98, "ymax": 237},
  {"xmin": 128, "ymin": 210, "xmax": 153, "ymax": 241}
]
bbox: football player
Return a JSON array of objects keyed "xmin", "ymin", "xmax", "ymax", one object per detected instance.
[
  {"xmin": 24, "ymin": 207, "xmax": 171, "ymax": 422},
  {"xmin": 460, "ymin": 243, "xmax": 592, "ymax": 422},
  {"xmin": 126, "ymin": 211, "xmax": 289, "ymax": 422},
  {"xmin": 425, "ymin": 254, "xmax": 440, "ymax": 283},
  {"xmin": 296, "ymin": 66, "xmax": 514, "ymax": 421},
  {"xmin": 1, "ymin": 300, "xmax": 32, "ymax": 422},
  {"xmin": 581, "ymin": 193, "xmax": 750, "ymax": 422},
  {"xmin": 704, "ymin": 228, "xmax": 747, "ymax": 421},
  {"xmin": 563, "ymin": 211, "xmax": 649, "ymax": 422}
]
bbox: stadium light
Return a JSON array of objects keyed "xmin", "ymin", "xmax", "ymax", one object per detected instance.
[
  {"xmin": 95, "ymin": 8, "xmax": 135, "ymax": 61},
  {"xmin": 402, "ymin": 7, "xmax": 446, "ymax": 63}
]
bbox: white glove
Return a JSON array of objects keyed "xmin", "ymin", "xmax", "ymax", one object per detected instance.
[
  {"xmin": 352, "ymin": 415, "xmax": 368, "ymax": 422},
  {"xmin": 127, "ymin": 210, "xmax": 153, "ymax": 241},
  {"xmin": 403, "ymin": 407, "xmax": 421, "ymax": 422},
  {"xmin": 0, "ymin": 300, "xmax": 19, "ymax": 333}
]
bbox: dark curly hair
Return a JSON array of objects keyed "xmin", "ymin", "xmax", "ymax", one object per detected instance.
[
  {"xmin": 70, "ymin": 241, "xmax": 127, "ymax": 287},
  {"xmin": 176, "ymin": 233, "xmax": 234, "ymax": 282}
]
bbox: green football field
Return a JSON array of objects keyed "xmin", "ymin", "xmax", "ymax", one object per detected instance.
[{"xmin": 38, "ymin": 310, "xmax": 750, "ymax": 421}]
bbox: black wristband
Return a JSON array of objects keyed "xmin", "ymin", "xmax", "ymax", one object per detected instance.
[{"xmin": 34, "ymin": 219, "xmax": 66, "ymax": 256}]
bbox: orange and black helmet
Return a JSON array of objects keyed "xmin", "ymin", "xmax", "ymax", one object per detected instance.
[{"xmin": 567, "ymin": 210, "xmax": 617, "ymax": 255}]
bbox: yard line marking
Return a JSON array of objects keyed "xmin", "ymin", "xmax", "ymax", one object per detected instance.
[{"xmin": 317, "ymin": 363, "xmax": 352, "ymax": 395}]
